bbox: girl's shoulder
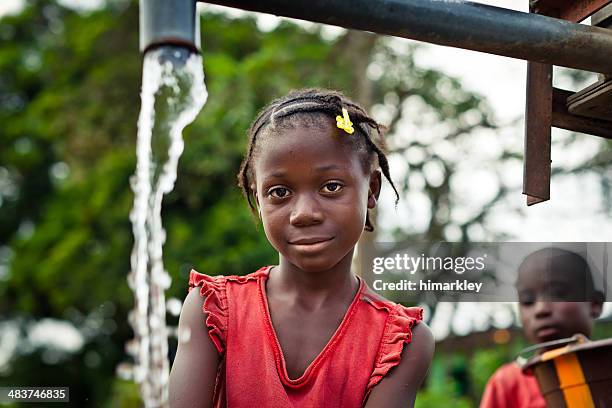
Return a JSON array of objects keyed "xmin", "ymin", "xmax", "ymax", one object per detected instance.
[
  {"xmin": 357, "ymin": 279, "xmax": 431, "ymax": 402},
  {"xmin": 188, "ymin": 265, "xmax": 272, "ymax": 291},
  {"xmin": 186, "ymin": 265, "xmax": 272, "ymax": 355}
]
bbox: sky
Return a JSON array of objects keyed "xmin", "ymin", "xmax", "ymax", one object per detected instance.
[{"xmin": 0, "ymin": 0, "xmax": 23, "ymax": 16}]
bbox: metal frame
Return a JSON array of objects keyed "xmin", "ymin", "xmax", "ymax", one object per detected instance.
[
  {"xmin": 524, "ymin": 1, "xmax": 612, "ymax": 205},
  {"xmin": 206, "ymin": 0, "xmax": 612, "ymax": 73}
]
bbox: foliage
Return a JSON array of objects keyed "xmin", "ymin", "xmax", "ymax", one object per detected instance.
[{"xmin": 416, "ymin": 355, "xmax": 475, "ymax": 408}]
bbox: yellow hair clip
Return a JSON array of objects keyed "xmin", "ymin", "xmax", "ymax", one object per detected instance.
[{"xmin": 336, "ymin": 107, "xmax": 354, "ymax": 135}]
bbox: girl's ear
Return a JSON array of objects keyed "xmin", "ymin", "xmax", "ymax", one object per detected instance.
[
  {"xmin": 368, "ymin": 170, "xmax": 382, "ymax": 209},
  {"xmin": 250, "ymin": 183, "xmax": 262, "ymax": 216}
]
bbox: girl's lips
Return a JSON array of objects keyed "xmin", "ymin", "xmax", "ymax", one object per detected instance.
[
  {"xmin": 289, "ymin": 237, "xmax": 334, "ymax": 245},
  {"xmin": 289, "ymin": 237, "xmax": 334, "ymax": 252}
]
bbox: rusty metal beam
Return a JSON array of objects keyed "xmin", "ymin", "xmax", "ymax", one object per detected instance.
[
  {"xmin": 567, "ymin": 79, "xmax": 612, "ymax": 121},
  {"xmin": 524, "ymin": 62, "xmax": 552, "ymax": 205},
  {"xmin": 521, "ymin": 1, "xmax": 612, "ymax": 206},
  {"xmin": 531, "ymin": 0, "xmax": 610, "ymax": 22},
  {"xmin": 203, "ymin": 0, "xmax": 612, "ymax": 74},
  {"xmin": 553, "ymin": 88, "xmax": 612, "ymax": 139}
]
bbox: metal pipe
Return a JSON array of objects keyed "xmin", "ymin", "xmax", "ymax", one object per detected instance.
[
  {"xmin": 201, "ymin": 0, "xmax": 612, "ymax": 75},
  {"xmin": 140, "ymin": 0, "xmax": 199, "ymax": 53}
]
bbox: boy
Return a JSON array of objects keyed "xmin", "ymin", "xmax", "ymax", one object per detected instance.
[{"xmin": 479, "ymin": 247, "xmax": 604, "ymax": 408}]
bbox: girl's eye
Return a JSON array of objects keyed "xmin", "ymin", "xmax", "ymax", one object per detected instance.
[
  {"xmin": 322, "ymin": 182, "xmax": 343, "ymax": 193},
  {"xmin": 269, "ymin": 187, "xmax": 290, "ymax": 198}
]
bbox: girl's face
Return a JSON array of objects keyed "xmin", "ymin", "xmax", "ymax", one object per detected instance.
[{"xmin": 253, "ymin": 118, "xmax": 380, "ymax": 273}]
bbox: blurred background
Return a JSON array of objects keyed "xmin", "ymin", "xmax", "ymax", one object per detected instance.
[{"xmin": 0, "ymin": 0, "xmax": 611, "ymax": 406}]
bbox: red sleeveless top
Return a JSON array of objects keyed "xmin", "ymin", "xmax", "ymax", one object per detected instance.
[{"xmin": 188, "ymin": 265, "xmax": 423, "ymax": 408}]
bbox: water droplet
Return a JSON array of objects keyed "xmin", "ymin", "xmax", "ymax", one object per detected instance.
[
  {"xmin": 166, "ymin": 298, "xmax": 182, "ymax": 316},
  {"xmin": 178, "ymin": 327, "xmax": 191, "ymax": 344}
]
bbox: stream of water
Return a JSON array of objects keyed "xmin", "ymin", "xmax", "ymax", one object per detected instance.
[{"xmin": 122, "ymin": 45, "xmax": 207, "ymax": 407}]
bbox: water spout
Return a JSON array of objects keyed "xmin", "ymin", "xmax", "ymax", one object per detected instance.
[
  {"xmin": 139, "ymin": 0, "xmax": 199, "ymax": 53},
  {"xmin": 123, "ymin": 45, "xmax": 207, "ymax": 407}
]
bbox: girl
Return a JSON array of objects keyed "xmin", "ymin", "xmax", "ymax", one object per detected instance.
[{"xmin": 169, "ymin": 88, "xmax": 434, "ymax": 408}]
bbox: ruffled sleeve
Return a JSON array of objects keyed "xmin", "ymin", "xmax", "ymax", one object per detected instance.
[
  {"xmin": 188, "ymin": 269, "xmax": 228, "ymax": 356},
  {"xmin": 365, "ymin": 305, "xmax": 423, "ymax": 396}
]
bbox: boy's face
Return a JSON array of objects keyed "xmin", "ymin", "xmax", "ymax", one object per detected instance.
[
  {"xmin": 517, "ymin": 251, "xmax": 602, "ymax": 344},
  {"xmin": 253, "ymin": 118, "xmax": 380, "ymax": 273}
]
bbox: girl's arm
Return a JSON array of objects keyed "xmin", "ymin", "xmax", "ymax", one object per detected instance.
[
  {"xmin": 169, "ymin": 288, "xmax": 220, "ymax": 408},
  {"xmin": 364, "ymin": 322, "xmax": 435, "ymax": 408}
]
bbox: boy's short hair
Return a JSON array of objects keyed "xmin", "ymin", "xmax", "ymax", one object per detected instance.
[{"xmin": 517, "ymin": 247, "xmax": 605, "ymax": 303}]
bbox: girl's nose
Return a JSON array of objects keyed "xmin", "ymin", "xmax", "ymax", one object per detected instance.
[{"xmin": 289, "ymin": 194, "xmax": 324, "ymax": 226}]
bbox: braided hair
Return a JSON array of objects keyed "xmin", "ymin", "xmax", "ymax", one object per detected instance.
[{"xmin": 237, "ymin": 88, "xmax": 399, "ymax": 232}]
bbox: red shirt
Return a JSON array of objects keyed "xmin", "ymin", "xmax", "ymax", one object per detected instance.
[
  {"xmin": 480, "ymin": 362, "xmax": 546, "ymax": 408},
  {"xmin": 188, "ymin": 265, "xmax": 423, "ymax": 408}
]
